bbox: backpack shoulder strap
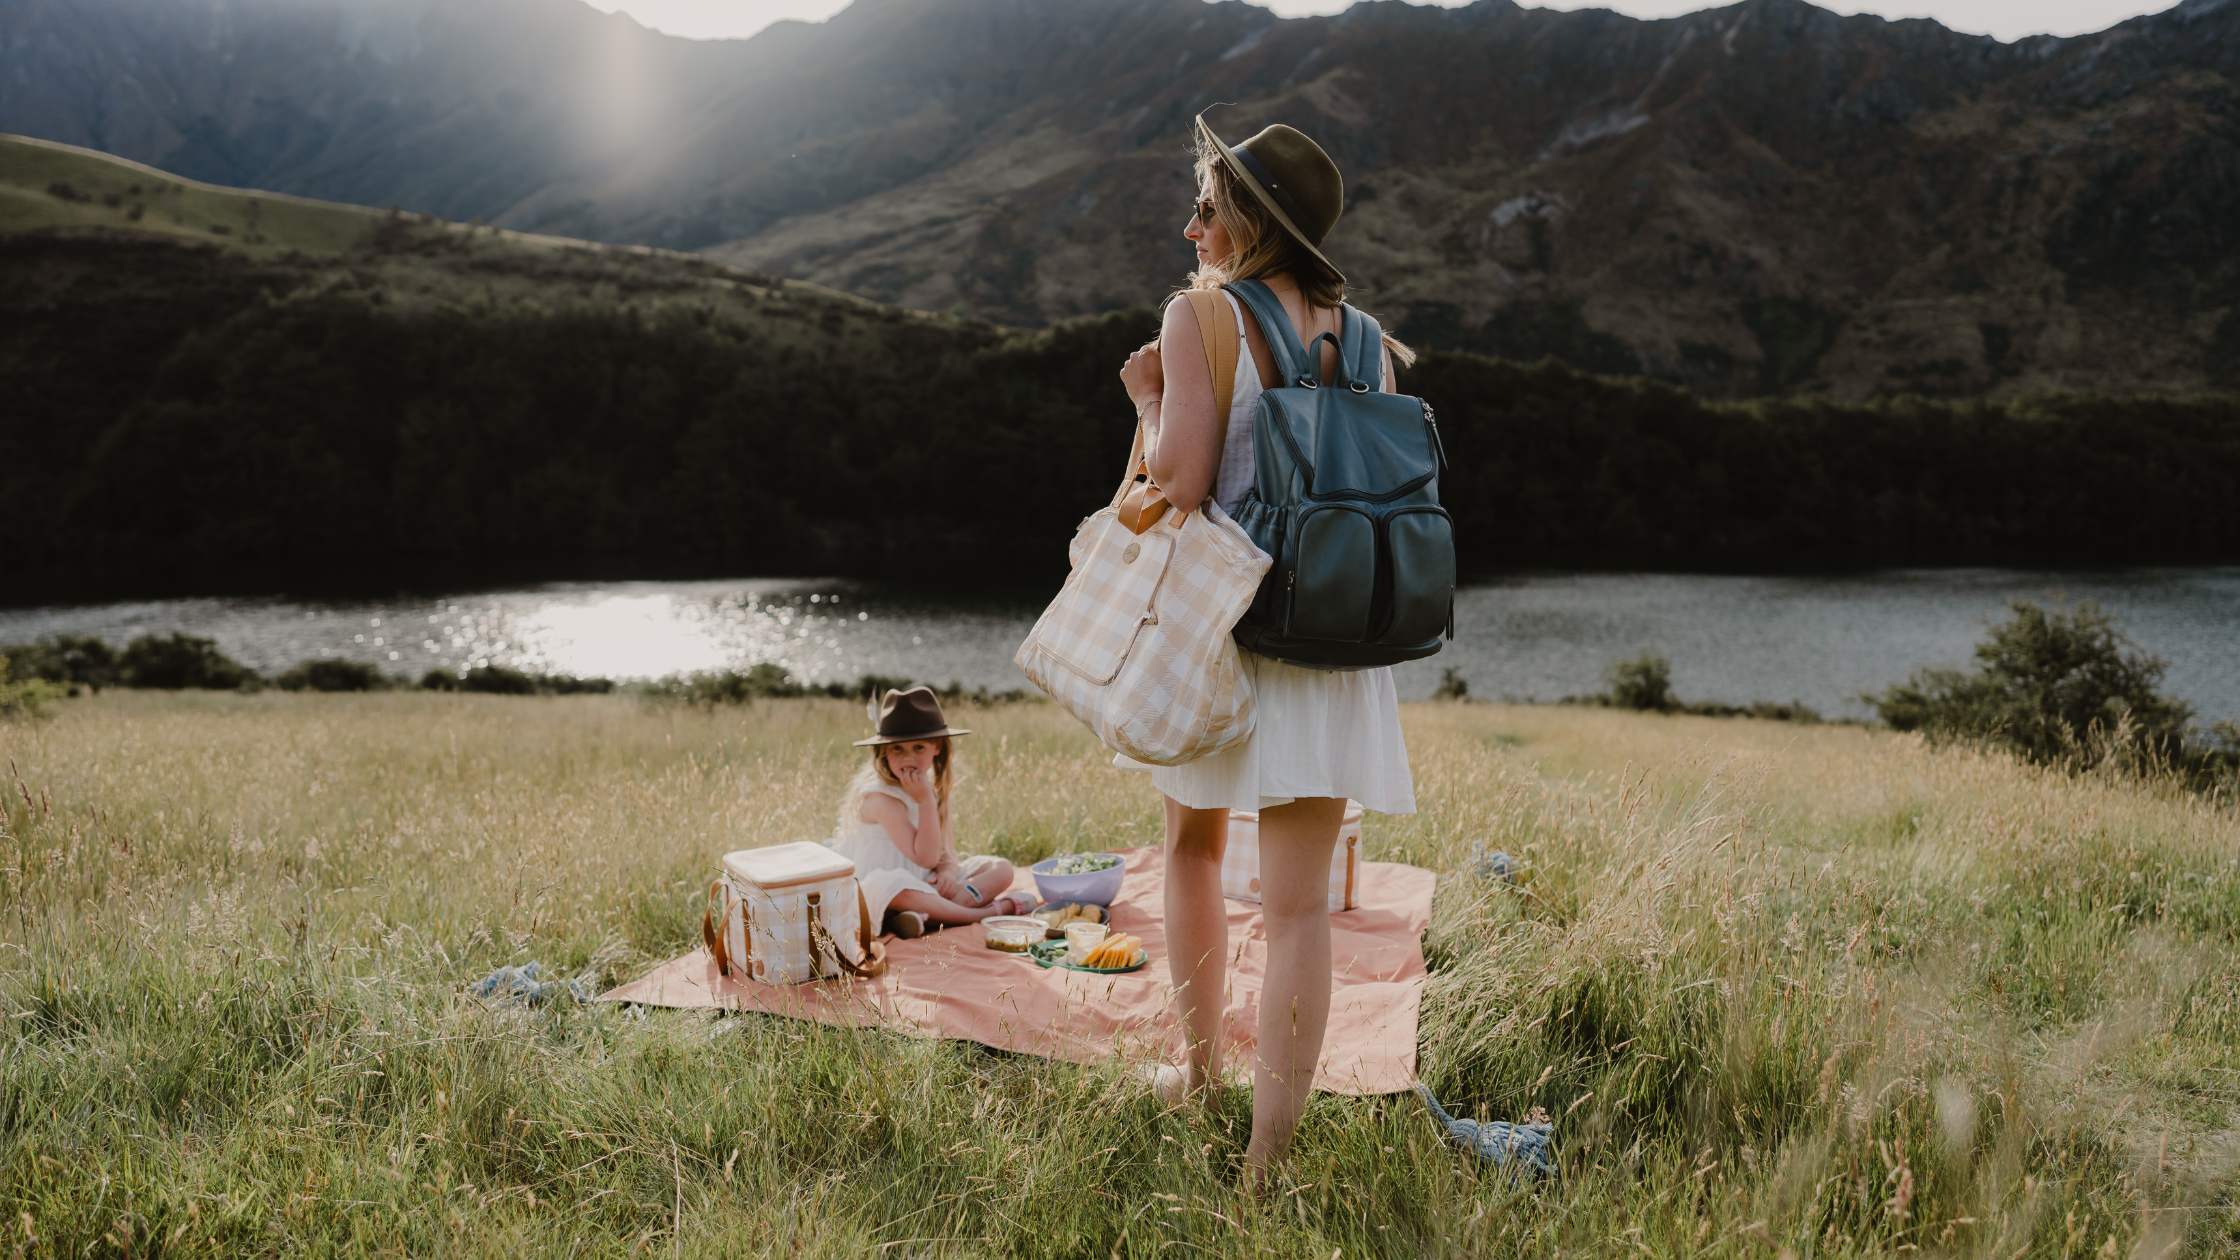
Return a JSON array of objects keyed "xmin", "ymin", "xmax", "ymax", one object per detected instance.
[
  {"xmin": 1339, "ymin": 304, "xmax": 1385, "ymax": 391},
  {"xmin": 1226, "ymin": 280, "xmax": 1310, "ymax": 384}
]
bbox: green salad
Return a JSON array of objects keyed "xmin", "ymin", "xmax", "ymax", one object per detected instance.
[{"xmin": 1047, "ymin": 853, "xmax": 1120, "ymax": 875}]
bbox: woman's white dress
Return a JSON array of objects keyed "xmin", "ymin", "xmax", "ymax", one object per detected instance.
[
  {"xmin": 827, "ymin": 781, "xmax": 1005, "ymax": 926},
  {"xmin": 1117, "ymin": 290, "xmax": 1418, "ymax": 816}
]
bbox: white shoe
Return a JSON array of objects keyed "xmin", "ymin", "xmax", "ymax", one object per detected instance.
[{"xmin": 1143, "ymin": 1063, "xmax": 1190, "ymax": 1108}]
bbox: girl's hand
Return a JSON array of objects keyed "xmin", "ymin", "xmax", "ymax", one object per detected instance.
[
  {"xmin": 1120, "ymin": 339, "xmax": 1163, "ymax": 409},
  {"xmin": 930, "ymin": 860, "xmax": 965, "ymax": 902},
  {"xmin": 895, "ymin": 763, "xmax": 935, "ymax": 802}
]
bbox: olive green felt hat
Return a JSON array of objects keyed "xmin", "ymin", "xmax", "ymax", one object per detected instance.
[{"xmin": 1197, "ymin": 112, "xmax": 1345, "ymax": 283}]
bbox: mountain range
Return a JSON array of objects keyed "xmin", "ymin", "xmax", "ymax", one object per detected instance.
[{"xmin": 5, "ymin": 0, "xmax": 2236, "ymax": 398}]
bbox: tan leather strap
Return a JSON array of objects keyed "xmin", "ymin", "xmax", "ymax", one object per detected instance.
[
  {"xmin": 806, "ymin": 888, "xmax": 888, "ymax": 981},
  {"xmin": 703, "ymin": 880, "xmax": 731, "ymax": 976},
  {"xmin": 1182, "ymin": 288, "xmax": 1239, "ymax": 433},
  {"xmin": 850, "ymin": 884, "xmax": 888, "ymax": 978},
  {"xmin": 1111, "ymin": 290, "xmax": 1242, "ymax": 534}
]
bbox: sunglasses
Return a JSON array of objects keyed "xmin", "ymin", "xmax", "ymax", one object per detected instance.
[{"xmin": 1192, "ymin": 198, "xmax": 1218, "ymax": 226}]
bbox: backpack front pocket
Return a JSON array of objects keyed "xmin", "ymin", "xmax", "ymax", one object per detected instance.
[
  {"xmin": 1378, "ymin": 506, "xmax": 1455, "ymax": 647},
  {"xmin": 1284, "ymin": 504, "xmax": 1377, "ymax": 643}
]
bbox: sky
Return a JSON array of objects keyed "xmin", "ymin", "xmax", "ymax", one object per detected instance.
[{"xmin": 587, "ymin": 0, "xmax": 2182, "ymax": 44}]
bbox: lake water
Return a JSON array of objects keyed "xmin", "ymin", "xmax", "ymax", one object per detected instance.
[{"xmin": 2, "ymin": 569, "xmax": 2234, "ymax": 722}]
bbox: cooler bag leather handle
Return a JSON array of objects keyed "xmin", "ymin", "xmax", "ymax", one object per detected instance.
[
  {"xmin": 806, "ymin": 889, "xmax": 888, "ymax": 981},
  {"xmin": 702, "ymin": 880, "xmax": 732, "ymax": 977}
]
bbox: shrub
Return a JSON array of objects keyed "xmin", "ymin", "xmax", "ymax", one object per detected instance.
[
  {"xmin": 928, "ymin": 680, "xmax": 1036, "ymax": 706},
  {"xmin": 648, "ymin": 662, "xmax": 800, "ymax": 706},
  {"xmin": 1604, "ymin": 653, "xmax": 1675, "ymax": 712},
  {"xmin": 458, "ymin": 666, "xmax": 539, "ymax": 695},
  {"xmin": 1868, "ymin": 600, "xmax": 2191, "ymax": 765},
  {"xmin": 277, "ymin": 659, "xmax": 390, "ymax": 692},
  {"xmin": 118, "ymin": 633, "xmax": 258, "ymax": 690},
  {"xmin": 428, "ymin": 666, "xmax": 614, "ymax": 695},
  {"xmin": 0, "ymin": 635, "xmax": 119, "ymax": 692},
  {"xmin": 846, "ymin": 673, "xmax": 916, "ymax": 702},
  {"xmin": 0, "ymin": 657, "xmax": 67, "ymax": 720},
  {"xmin": 1432, "ymin": 668, "xmax": 1470, "ymax": 701}
]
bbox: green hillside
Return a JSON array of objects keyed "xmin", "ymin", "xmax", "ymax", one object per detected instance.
[
  {"xmin": 0, "ymin": 133, "xmax": 967, "ymax": 352},
  {"xmin": 4, "ymin": 133, "xmax": 2238, "ymax": 585},
  {"xmin": 0, "ymin": 134, "xmax": 386, "ymax": 255}
]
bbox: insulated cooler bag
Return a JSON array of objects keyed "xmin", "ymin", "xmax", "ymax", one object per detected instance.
[
  {"xmin": 1221, "ymin": 801, "xmax": 1366, "ymax": 912},
  {"xmin": 703, "ymin": 841, "xmax": 886, "ymax": 985}
]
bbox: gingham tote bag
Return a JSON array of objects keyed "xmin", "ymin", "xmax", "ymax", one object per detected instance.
[{"xmin": 1015, "ymin": 291, "xmax": 1271, "ymax": 766}]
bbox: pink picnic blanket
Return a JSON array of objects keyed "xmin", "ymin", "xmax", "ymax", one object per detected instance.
[{"xmin": 600, "ymin": 845, "xmax": 1435, "ymax": 1095}]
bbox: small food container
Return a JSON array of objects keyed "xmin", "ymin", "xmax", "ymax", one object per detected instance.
[
  {"xmin": 1063, "ymin": 922, "xmax": 1109, "ymax": 962},
  {"xmin": 982, "ymin": 916, "xmax": 1045, "ymax": 953}
]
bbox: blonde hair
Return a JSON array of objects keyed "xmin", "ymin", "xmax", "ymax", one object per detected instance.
[
  {"xmin": 836, "ymin": 737, "xmax": 954, "ymax": 836},
  {"xmin": 1185, "ymin": 136, "xmax": 1416, "ymax": 369}
]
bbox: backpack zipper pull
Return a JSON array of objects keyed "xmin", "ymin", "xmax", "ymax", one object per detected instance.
[{"xmin": 1422, "ymin": 402, "xmax": 1449, "ymax": 477}]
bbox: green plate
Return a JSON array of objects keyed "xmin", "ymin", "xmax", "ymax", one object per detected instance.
[{"xmin": 1028, "ymin": 938, "xmax": 1147, "ymax": 975}]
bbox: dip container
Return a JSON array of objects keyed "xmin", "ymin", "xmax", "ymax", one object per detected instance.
[
  {"xmin": 982, "ymin": 916, "xmax": 1044, "ymax": 952},
  {"xmin": 1063, "ymin": 922, "xmax": 1110, "ymax": 962}
]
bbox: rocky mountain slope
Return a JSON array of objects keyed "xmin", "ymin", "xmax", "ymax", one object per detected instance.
[{"xmin": 5, "ymin": 0, "xmax": 2235, "ymax": 398}]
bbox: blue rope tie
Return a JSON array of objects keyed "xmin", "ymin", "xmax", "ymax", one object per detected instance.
[
  {"xmin": 1470, "ymin": 846, "xmax": 1521, "ymax": 882},
  {"xmin": 468, "ymin": 961, "xmax": 589, "ymax": 1005},
  {"xmin": 1415, "ymin": 1083, "xmax": 1556, "ymax": 1180}
]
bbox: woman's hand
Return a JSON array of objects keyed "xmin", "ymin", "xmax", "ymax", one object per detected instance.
[{"xmin": 1120, "ymin": 339, "xmax": 1163, "ymax": 408}]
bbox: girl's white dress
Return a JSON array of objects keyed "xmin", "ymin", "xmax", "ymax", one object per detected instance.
[
  {"xmin": 827, "ymin": 781, "xmax": 1006, "ymax": 926},
  {"xmin": 1116, "ymin": 290, "xmax": 1418, "ymax": 816}
]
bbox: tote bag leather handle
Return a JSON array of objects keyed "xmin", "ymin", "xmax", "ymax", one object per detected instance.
[{"xmin": 1113, "ymin": 290, "xmax": 1239, "ymax": 534}]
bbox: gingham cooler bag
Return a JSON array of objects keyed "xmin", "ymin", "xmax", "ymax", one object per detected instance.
[
  {"xmin": 1014, "ymin": 290, "xmax": 1271, "ymax": 766},
  {"xmin": 701, "ymin": 841, "xmax": 886, "ymax": 985},
  {"xmin": 1223, "ymin": 801, "xmax": 1366, "ymax": 912}
]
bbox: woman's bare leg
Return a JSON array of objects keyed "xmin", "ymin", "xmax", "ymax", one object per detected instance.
[
  {"xmin": 1246, "ymin": 795, "xmax": 1344, "ymax": 1184},
  {"xmin": 1163, "ymin": 797, "xmax": 1234, "ymax": 1099}
]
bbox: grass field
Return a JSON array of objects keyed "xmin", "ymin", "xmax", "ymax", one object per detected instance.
[{"xmin": 1, "ymin": 693, "xmax": 2235, "ymax": 1257}]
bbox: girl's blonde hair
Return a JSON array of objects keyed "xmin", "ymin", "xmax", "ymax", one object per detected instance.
[
  {"xmin": 1185, "ymin": 136, "xmax": 1416, "ymax": 368},
  {"xmin": 836, "ymin": 737, "xmax": 954, "ymax": 835}
]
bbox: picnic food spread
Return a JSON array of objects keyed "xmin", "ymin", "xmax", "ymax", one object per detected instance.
[
  {"xmin": 1035, "ymin": 902, "xmax": 1106, "ymax": 935},
  {"xmin": 1046, "ymin": 853, "xmax": 1121, "ymax": 876},
  {"xmin": 1080, "ymin": 933, "xmax": 1143, "ymax": 969},
  {"xmin": 981, "ymin": 916, "xmax": 1044, "ymax": 952}
]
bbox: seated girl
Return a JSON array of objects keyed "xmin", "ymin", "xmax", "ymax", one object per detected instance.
[{"xmin": 830, "ymin": 687, "xmax": 1034, "ymax": 937}]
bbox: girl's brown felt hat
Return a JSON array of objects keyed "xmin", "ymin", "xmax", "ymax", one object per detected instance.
[
  {"xmin": 1198, "ymin": 112, "xmax": 1346, "ymax": 283},
  {"xmin": 853, "ymin": 685, "xmax": 971, "ymax": 746}
]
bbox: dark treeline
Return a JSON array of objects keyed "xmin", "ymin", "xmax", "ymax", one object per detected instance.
[{"xmin": 5, "ymin": 230, "xmax": 2238, "ymax": 587}]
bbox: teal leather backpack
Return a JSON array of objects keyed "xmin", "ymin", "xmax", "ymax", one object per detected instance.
[{"xmin": 1224, "ymin": 280, "xmax": 1455, "ymax": 670}]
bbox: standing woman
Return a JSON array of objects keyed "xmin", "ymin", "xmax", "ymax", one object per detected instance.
[{"xmin": 1117, "ymin": 115, "xmax": 1417, "ymax": 1183}]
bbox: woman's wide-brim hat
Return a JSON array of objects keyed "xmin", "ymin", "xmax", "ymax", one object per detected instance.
[
  {"xmin": 1197, "ymin": 111, "xmax": 1345, "ymax": 284},
  {"xmin": 853, "ymin": 685, "xmax": 971, "ymax": 746}
]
